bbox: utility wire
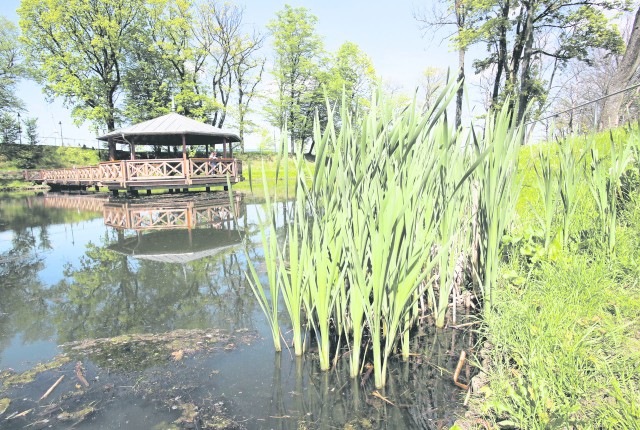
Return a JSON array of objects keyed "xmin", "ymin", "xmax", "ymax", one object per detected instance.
[{"xmin": 527, "ymin": 81, "xmax": 640, "ymax": 125}]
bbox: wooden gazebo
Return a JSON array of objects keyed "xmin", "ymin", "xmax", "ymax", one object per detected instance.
[{"xmin": 24, "ymin": 113, "xmax": 244, "ymax": 195}]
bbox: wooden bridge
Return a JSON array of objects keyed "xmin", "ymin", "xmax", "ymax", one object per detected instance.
[{"xmin": 24, "ymin": 157, "xmax": 243, "ymax": 195}]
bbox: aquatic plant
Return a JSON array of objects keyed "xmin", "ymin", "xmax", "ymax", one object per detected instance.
[
  {"xmin": 245, "ymin": 83, "xmax": 524, "ymax": 388},
  {"xmin": 475, "ymin": 103, "xmax": 525, "ymax": 312}
]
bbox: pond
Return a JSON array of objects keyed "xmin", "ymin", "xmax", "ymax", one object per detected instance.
[{"xmin": 0, "ymin": 192, "xmax": 472, "ymax": 429}]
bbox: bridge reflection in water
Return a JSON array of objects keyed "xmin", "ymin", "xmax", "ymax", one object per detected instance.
[{"xmin": 40, "ymin": 192, "xmax": 245, "ymax": 264}]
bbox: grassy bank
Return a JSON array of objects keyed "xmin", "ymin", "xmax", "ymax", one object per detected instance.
[
  {"xmin": 0, "ymin": 144, "xmax": 102, "ymax": 191},
  {"xmin": 466, "ymin": 128, "xmax": 640, "ymax": 428}
]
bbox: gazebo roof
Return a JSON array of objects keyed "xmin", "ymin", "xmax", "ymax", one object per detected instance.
[
  {"xmin": 97, "ymin": 113, "xmax": 241, "ymax": 146},
  {"xmin": 108, "ymin": 228, "xmax": 242, "ymax": 264}
]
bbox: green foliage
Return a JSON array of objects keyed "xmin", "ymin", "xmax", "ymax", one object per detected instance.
[
  {"xmin": 475, "ymin": 100, "xmax": 525, "ymax": 311},
  {"xmin": 0, "ymin": 112, "xmax": 20, "ymax": 144},
  {"xmin": 531, "ymin": 145, "xmax": 558, "ymax": 250},
  {"xmin": 246, "ymin": 81, "xmax": 510, "ymax": 388},
  {"xmin": 265, "ymin": 5, "xmax": 324, "ymax": 150},
  {"xmin": 475, "ymin": 125, "xmax": 640, "ymax": 428},
  {"xmin": 587, "ymin": 133, "xmax": 634, "ymax": 254},
  {"xmin": 18, "ymin": 0, "xmax": 146, "ymax": 131},
  {"xmin": 478, "ymin": 249, "xmax": 640, "ymax": 428},
  {"xmin": 325, "ymin": 42, "xmax": 376, "ymax": 118},
  {"xmin": 265, "ymin": 8, "xmax": 377, "ymax": 154},
  {"xmin": 23, "ymin": 117, "xmax": 38, "ymax": 145},
  {"xmin": 0, "ymin": 16, "xmax": 25, "ymax": 112},
  {"xmin": 461, "ymin": 0, "xmax": 629, "ymax": 120},
  {"xmin": 143, "ymin": 0, "xmax": 210, "ymax": 120}
]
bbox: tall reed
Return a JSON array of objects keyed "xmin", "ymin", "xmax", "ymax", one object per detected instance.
[
  {"xmin": 244, "ymin": 83, "xmax": 522, "ymax": 388},
  {"xmin": 431, "ymin": 124, "xmax": 471, "ymax": 328},
  {"xmin": 588, "ymin": 133, "xmax": 633, "ymax": 254},
  {"xmin": 532, "ymin": 145, "xmax": 558, "ymax": 251},
  {"xmin": 475, "ymin": 104, "xmax": 525, "ymax": 312},
  {"xmin": 244, "ymin": 161, "xmax": 283, "ymax": 352},
  {"xmin": 557, "ymin": 139, "xmax": 587, "ymax": 250}
]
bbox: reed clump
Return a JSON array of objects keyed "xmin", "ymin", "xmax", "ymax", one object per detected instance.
[{"xmin": 245, "ymin": 84, "xmax": 527, "ymax": 388}]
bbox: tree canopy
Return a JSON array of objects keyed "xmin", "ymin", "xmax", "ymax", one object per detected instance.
[{"xmin": 0, "ymin": 16, "xmax": 26, "ymax": 112}]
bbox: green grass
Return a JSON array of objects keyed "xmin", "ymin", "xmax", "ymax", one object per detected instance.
[
  {"xmin": 232, "ymin": 154, "xmax": 304, "ymax": 199},
  {"xmin": 469, "ymin": 125, "xmax": 640, "ymax": 428}
]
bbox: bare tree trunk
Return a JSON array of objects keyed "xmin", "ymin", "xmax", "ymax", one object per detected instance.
[
  {"xmin": 517, "ymin": 5, "xmax": 535, "ymax": 124},
  {"xmin": 600, "ymin": 7, "xmax": 640, "ymax": 130},
  {"xmin": 456, "ymin": 47, "xmax": 464, "ymax": 129},
  {"xmin": 492, "ymin": 2, "xmax": 510, "ymax": 107},
  {"xmin": 455, "ymin": 0, "xmax": 465, "ymax": 129}
]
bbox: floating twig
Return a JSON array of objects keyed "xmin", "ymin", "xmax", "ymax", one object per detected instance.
[
  {"xmin": 453, "ymin": 350, "xmax": 469, "ymax": 390},
  {"xmin": 371, "ymin": 390, "xmax": 396, "ymax": 406},
  {"xmin": 40, "ymin": 375, "xmax": 64, "ymax": 401},
  {"xmin": 75, "ymin": 362, "xmax": 89, "ymax": 387},
  {"xmin": 7, "ymin": 408, "xmax": 32, "ymax": 419},
  {"xmin": 450, "ymin": 321, "xmax": 481, "ymax": 330}
]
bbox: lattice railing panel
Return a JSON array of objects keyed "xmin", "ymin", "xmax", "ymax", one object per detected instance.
[
  {"xmin": 127, "ymin": 160, "xmax": 184, "ymax": 180},
  {"xmin": 132, "ymin": 208, "xmax": 190, "ymax": 229}
]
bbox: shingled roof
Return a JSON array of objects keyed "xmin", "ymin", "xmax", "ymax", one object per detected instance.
[{"xmin": 97, "ymin": 113, "xmax": 241, "ymax": 146}]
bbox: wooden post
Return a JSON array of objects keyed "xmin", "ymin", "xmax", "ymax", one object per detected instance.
[
  {"xmin": 182, "ymin": 134, "xmax": 187, "ymax": 161},
  {"xmin": 108, "ymin": 138, "xmax": 115, "ymax": 161},
  {"xmin": 121, "ymin": 160, "xmax": 128, "ymax": 188},
  {"xmin": 130, "ymin": 143, "xmax": 136, "ymax": 160},
  {"xmin": 223, "ymin": 141, "xmax": 228, "ymax": 158}
]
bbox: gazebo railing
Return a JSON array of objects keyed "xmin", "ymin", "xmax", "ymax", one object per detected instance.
[
  {"xmin": 24, "ymin": 158, "xmax": 243, "ymax": 188},
  {"xmin": 103, "ymin": 195, "xmax": 243, "ymax": 230},
  {"xmin": 189, "ymin": 158, "xmax": 239, "ymax": 178}
]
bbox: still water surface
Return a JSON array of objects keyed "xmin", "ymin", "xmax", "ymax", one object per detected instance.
[{"xmin": 0, "ymin": 193, "xmax": 470, "ymax": 429}]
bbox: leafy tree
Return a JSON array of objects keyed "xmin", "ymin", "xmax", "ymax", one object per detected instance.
[
  {"xmin": 195, "ymin": 0, "xmax": 242, "ymax": 127},
  {"xmin": 0, "ymin": 112, "xmax": 20, "ymax": 144},
  {"xmin": 0, "ymin": 16, "xmax": 25, "ymax": 112},
  {"xmin": 257, "ymin": 127, "xmax": 275, "ymax": 154},
  {"xmin": 18, "ymin": 0, "xmax": 146, "ymax": 160},
  {"xmin": 122, "ymin": 35, "xmax": 175, "ymax": 123},
  {"xmin": 464, "ymin": 0, "xmax": 629, "ymax": 123},
  {"xmin": 143, "ymin": 0, "xmax": 210, "ymax": 120},
  {"xmin": 266, "ymin": 5, "xmax": 323, "ymax": 153},
  {"xmin": 232, "ymin": 32, "xmax": 266, "ymax": 150},
  {"xmin": 24, "ymin": 117, "xmax": 38, "ymax": 145},
  {"xmin": 194, "ymin": 0, "xmax": 266, "ymax": 149},
  {"xmin": 300, "ymin": 42, "xmax": 376, "ymax": 155},
  {"xmin": 328, "ymin": 42, "xmax": 376, "ymax": 119},
  {"xmin": 420, "ymin": 66, "xmax": 447, "ymax": 110}
]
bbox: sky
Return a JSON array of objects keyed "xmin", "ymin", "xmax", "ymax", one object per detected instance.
[{"xmin": 0, "ymin": 0, "xmax": 465, "ymax": 149}]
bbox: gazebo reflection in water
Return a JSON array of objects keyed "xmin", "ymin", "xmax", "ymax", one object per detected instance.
[{"xmin": 38, "ymin": 192, "xmax": 246, "ymax": 264}]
